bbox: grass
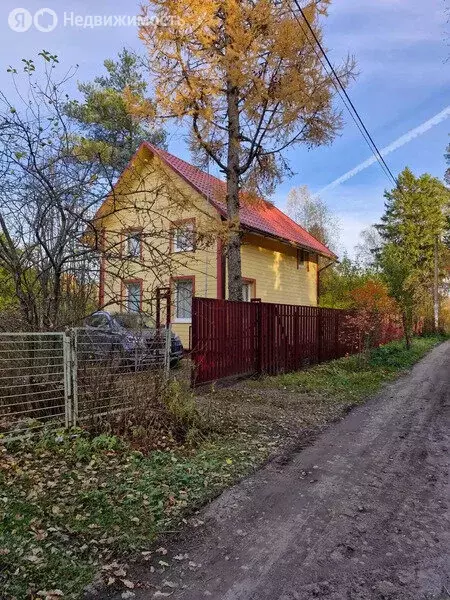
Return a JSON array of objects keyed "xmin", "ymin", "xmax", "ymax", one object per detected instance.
[
  {"xmin": 0, "ymin": 430, "xmax": 270, "ymax": 599},
  {"xmin": 254, "ymin": 335, "xmax": 447, "ymax": 404},
  {"xmin": 197, "ymin": 335, "xmax": 447, "ymax": 445},
  {"xmin": 0, "ymin": 334, "xmax": 446, "ymax": 599}
]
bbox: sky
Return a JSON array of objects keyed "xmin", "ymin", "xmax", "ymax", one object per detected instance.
[{"xmin": 0, "ymin": 0, "xmax": 449, "ymax": 256}]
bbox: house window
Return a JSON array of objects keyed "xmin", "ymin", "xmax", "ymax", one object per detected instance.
[
  {"xmin": 125, "ymin": 282, "xmax": 142, "ymax": 313},
  {"xmin": 174, "ymin": 278, "xmax": 194, "ymax": 322},
  {"xmin": 242, "ymin": 280, "xmax": 255, "ymax": 302},
  {"xmin": 297, "ymin": 249, "xmax": 310, "ymax": 271},
  {"xmin": 172, "ymin": 222, "xmax": 195, "ymax": 253},
  {"xmin": 126, "ymin": 231, "xmax": 142, "ymax": 257}
]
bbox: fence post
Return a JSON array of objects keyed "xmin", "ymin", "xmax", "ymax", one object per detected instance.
[
  {"xmin": 63, "ymin": 331, "xmax": 72, "ymax": 428},
  {"xmin": 70, "ymin": 329, "xmax": 78, "ymax": 427},
  {"xmin": 255, "ymin": 301, "xmax": 263, "ymax": 375},
  {"xmin": 335, "ymin": 311, "xmax": 340, "ymax": 359},
  {"xmin": 317, "ymin": 309, "xmax": 322, "ymax": 363},
  {"xmin": 190, "ymin": 297, "xmax": 197, "ymax": 388},
  {"xmin": 164, "ymin": 324, "xmax": 172, "ymax": 379}
]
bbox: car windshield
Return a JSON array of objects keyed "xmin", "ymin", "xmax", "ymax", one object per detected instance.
[
  {"xmin": 86, "ymin": 314, "xmax": 110, "ymax": 328},
  {"xmin": 113, "ymin": 313, "xmax": 156, "ymax": 330}
]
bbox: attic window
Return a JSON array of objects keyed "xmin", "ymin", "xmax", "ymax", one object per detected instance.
[
  {"xmin": 126, "ymin": 231, "xmax": 142, "ymax": 258},
  {"xmin": 297, "ymin": 249, "xmax": 310, "ymax": 271}
]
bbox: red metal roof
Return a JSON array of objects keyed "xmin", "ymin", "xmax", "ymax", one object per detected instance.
[{"xmin": 144, "ymin": 142, "xmax": 336, "ymax": 258}]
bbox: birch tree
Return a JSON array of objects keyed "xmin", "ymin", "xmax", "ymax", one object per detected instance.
[{"xmin": 286, "ymin": 185, "xmax": 339, "ymax": 252}]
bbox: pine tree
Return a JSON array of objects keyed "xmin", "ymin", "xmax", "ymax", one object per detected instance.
[{"xmin": 65, "ymin": 48, "xmax": 166, "ymax": 175}]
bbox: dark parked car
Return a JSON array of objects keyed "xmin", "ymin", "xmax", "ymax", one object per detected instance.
[{"xmin": 79, "ymin": 311, "xmax": 184, "ymax": 369}]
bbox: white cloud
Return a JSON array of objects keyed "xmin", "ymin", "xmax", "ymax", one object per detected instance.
[{"xmin": 318, "ymin": 106, "xmax": 450, "ymax": 195}]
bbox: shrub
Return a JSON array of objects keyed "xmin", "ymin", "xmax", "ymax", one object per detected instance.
[{"xmin": 80, "ymin": 368, "xmax": 201, "ymax": 452}]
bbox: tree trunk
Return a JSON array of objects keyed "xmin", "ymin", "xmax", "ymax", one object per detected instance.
[
  {"xmin": 225, "ymin": 80, "xmax": 243, "ymax": 302},
  {"xmin": 402, "ymin": 310, "xmax": 411, "ymax": 350},
  {"xmin": 433, "ymin": 234, "xmax": 439, "ymax": 333}
]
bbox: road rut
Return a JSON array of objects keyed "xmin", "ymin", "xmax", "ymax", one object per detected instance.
[{"xmin": 119, "ymin": 341, "xmax": 450, "ymax": 600}]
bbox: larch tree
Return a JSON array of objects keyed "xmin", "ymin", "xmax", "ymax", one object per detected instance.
[{"xmin": 139, "ymin": 0, "xmax": 354, "ymax": 300}]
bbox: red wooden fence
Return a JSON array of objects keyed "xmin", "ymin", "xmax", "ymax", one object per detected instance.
[{"xmin": 191, "ymin": 297, "xmax": 405, "ymax": 387}]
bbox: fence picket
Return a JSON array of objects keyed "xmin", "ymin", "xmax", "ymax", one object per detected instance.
[{"xmin": 191, "ymin": 298, "xmax": 406, "ymax": 386}]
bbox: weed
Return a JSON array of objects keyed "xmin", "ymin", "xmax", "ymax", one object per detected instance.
[
  {"xmin": 255, "ymin": 335, "xmax": 445, "ymax": 404},
  {"xmin": 0, "ymin": 428, "xmax": 268, "ymax": 599}
]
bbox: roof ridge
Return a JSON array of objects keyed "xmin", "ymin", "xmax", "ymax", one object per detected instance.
[{"xmin": 143, "ymin": 141, "xmax": 336, "ymax": 259}]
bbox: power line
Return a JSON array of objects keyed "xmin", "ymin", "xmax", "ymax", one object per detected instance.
[{"xmin": 290, "ymin": 0, "xmax": 399, "ymax": 189}]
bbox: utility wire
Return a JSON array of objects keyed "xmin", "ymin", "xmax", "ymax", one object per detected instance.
[{"xmin": 290, "ymin": 0, "xmax": 399, "ymax": 189}]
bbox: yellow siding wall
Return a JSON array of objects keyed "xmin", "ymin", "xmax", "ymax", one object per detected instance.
[
  {"xmin": 100, "ymin": 148, "xmax": 220, "ymax": 347},
  {"xmin": 240, "ymin": 233, "xmax": 318, "ymax": 306},
  {"xmin": 99, "ymin": 146, "xmax": 318, "ymax": 347}
]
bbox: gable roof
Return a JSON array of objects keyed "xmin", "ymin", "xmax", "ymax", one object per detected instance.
[{"xmin": 119, "ymin": 142, "xmax": 336, "ymax": 259}]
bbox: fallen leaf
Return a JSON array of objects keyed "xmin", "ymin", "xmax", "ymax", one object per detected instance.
[{"xmin": 173, "ymin": 553, "xmax": 188, "ymax": 561}]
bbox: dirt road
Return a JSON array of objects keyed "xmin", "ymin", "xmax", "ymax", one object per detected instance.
[{"xmin": 122, "ymin": 341, "xmax": 450, "ymax": 599}]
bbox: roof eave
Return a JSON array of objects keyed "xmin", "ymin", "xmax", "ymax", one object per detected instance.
[{"xmin": 242, "ymin": 225, "xmax": 337, "ymax": 260}]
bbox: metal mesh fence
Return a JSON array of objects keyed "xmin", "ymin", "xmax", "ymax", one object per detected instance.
[
  {"xmin": 74, "ymin": 327, "xmax": 171, "ymax": 421},
  {"xmin": 0, "ymin": 332, "xmax": 67, "ymax": 434},
  {"xmin": 0, "ymin": 327, "xmax": 173, "ymax": 436}
]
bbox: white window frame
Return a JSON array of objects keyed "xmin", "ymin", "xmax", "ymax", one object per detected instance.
[
  {"xmin": 173, "ymin": 278, "xmax": 194, "ymax": 323},
  {"xmin": 242, "ymin": 281, "xmax": 253, "ymax": 302},
  {"xmin": 125, "ymin": 282, "xmax": 142, "ymax": 313},
  {"xmin": 126, "ymin": 230, "xmax": 142, "ymax": 258},
  {"xmin": 172, "ymin": 222, "xmax": 195, "ymax": 253}
]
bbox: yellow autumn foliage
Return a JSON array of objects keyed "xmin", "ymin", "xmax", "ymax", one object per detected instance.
[{"xmin": 139, "ymin": 0, "xmax": 353, "ymax": 184}]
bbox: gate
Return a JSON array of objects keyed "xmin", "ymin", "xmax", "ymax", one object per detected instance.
[
  {"xmin": 0, "ymin": 332, "xmax": 71, "ymax": 434},
  {"xmin": 191, "ymin": 298, "xmax": 259, "ymax": 385},
  {"xmin": 0, "ymin": 327, "xmax": 172, "ymax": 436}
]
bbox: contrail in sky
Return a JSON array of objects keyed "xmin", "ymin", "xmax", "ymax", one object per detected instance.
[{"xmin": 318, "ymin": 106, "xmax": 450, "ymax": 195}]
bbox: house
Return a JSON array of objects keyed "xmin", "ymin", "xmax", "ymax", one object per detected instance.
[{"xmin": 95, "ymin": 142, "xmax": 336, "ymax": 347}]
